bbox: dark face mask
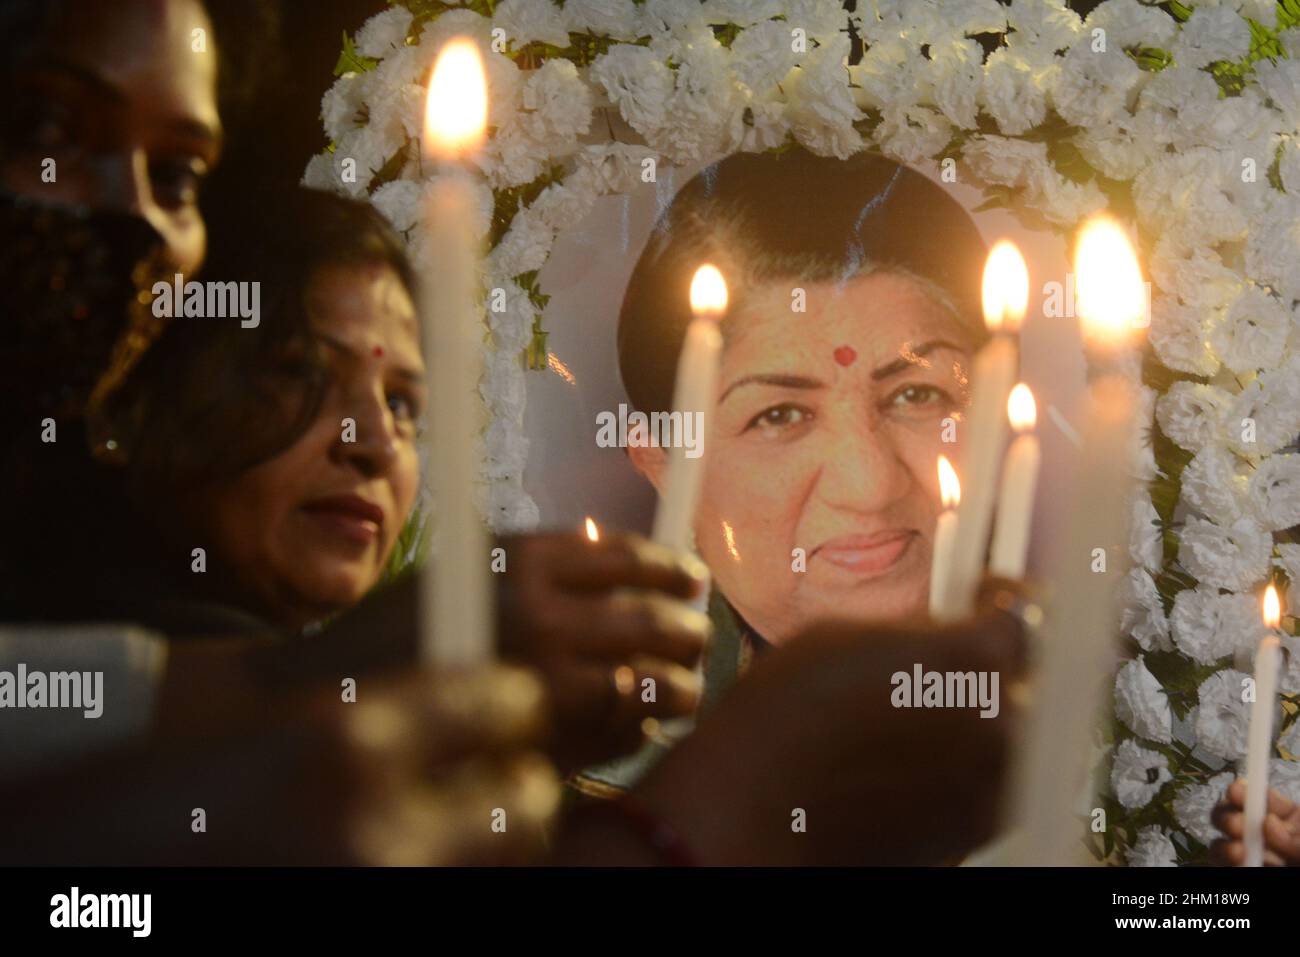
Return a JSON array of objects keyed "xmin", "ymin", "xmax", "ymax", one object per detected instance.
[{"xmin": 0, "ymin": 190, "xmax": 172, "ymax": 438}]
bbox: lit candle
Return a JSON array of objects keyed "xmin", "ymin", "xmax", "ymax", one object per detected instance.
[
  {"xmin": 651, "ymin": 264, "xmax": 725, "ymax": 556},
  {"xmin": 1007, "ymin": 214, "xmax": 1146, "ymax": 865},
  {"xmin": 1243, "ymin": 584, "xmax": 1283, "ymax": 867},
  {"xmin": 929, "ymin": 455, "xmax": 961, "ymax": 620},
  {"xmin": 584, "ymin": 516, "xmax": 599, "ymax": 543},
  {"xmin": 948, "ymin": 240, "xmax": 1028, "ymax": 617},
  {"xmin": 989, "ymin": 384, "xmax": 1041, "ymax": 580},
  {"xmin": 419, "ymin": 39, "xmax": 491, "ymax": 667}
]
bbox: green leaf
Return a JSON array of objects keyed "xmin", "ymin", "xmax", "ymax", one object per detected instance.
[{"xmin": 334, "ymin": 30, "xmax": 379, "ymax": 77}]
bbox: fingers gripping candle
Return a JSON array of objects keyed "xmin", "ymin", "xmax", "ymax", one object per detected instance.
[
  {"xmin": 419, "ymin": 39, "xmax": 492, "ymax": 667},
  {"xmin": 948, "ymin": 240, "xmax": 1028, "ymax": 617}
]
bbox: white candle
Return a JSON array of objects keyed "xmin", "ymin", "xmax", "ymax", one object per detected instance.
[
  {"xmin": 949, "ymin": 240, "xmax": 1028, "ymax": 617},
  {"xmin": 989, "ymin": 384, "xmax": 1041, "ymax": 580},
  {"xmin": 1006, "ymin": 214, "xmax": 1146, "ymax": 865},
  {"xmin": 651, "ymin": 264, "xmax": 725, "ymax": 555},
  {"xmin": 929, "ymin": 455, "xmax": 961, "ymax": 620},
  {"xmin": 419, "ymin": 39, "xmax": 491, "ymax": 667},
  {"xmin": 1243, "ymin": 584, "xmax": 1284, "ymax": 867}
]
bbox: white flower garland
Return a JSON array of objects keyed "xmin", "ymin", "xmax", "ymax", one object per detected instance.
[{"xmin": 309, "ymin": 0, "xmax": 1300, "ymax": 864}]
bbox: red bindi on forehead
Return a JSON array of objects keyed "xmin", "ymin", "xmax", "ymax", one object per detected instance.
[
  {"xmin": 372, "ymin": 346, "xmax": 384, "ymax": 358},
  {"xmin": 833, "ymin": 345, "xmax": 857, "ymax": 367}
]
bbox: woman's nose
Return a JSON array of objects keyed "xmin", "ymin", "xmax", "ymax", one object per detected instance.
[
  {"xmin": 334, "ymin": 389, "xmax": 400, "ymax": 478},
  {"xmin": 95, "ymin": 148, "xmax": 178, "ymax": 255},
  {"xmin": 813, "ymin": 415, "xmax": 912, "ymax": 514}
]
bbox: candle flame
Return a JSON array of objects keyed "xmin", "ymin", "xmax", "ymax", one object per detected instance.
[
  {"xmin": 1007, "ymin": 383, "xmax": 1037, "ymax": 432},
  {"xmin": 584, "ymin": 516, "xmax": 599, "ymax": 542},
  {"xmin": 1073, "ymin": 214, "xmax": 1145, "ymax": 344},
  {"xmin": 981, "ymin": 239, "xmax": 1029, "ymax": 334},
  {"xmin": 424, "ymin": 38, "xmax": 487, "ymax": 158},
  {"xmin": 690, "ymin": 263, "xmax": 728, "ymax": 318},
  {"xmin": 937, "ymin": 454, "xmax": 961, "ymax": 509},
  {"xmin": 1264, "ymin": 583, "xmax": 1281, "ymax": 629}
]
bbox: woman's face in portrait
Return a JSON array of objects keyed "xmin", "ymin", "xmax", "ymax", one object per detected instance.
[
  {"xmin": 1, "ymin": 0, "xmax": 221, "ymax": 273},
  {"xmin": 641, "ymin": 271, "xmax": 974, "ymax": 644},
  {"xmin": 183, "ymin": 264, "xmax": 425, "ymax": 628}
]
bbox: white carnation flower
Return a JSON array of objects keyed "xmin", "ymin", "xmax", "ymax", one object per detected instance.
[
  {"xmin": 1149, "ymin": 235, "xmax": 1243, "ymax": 312},
  {"xmin": 564, "ymin": 0, "xmax": 641, "ymax": 39},
  {"xmin": 1134, "ymin": 147, "xmax": 1247, "ymax": 248},
  {"xmin": 773, "ymin": 0, "xmax": 848, "ymax": 43},
  {"xmin": 1127, "ymin": 827, "xmax": 1179, "ymax": 867},
  {"xmin": 1277, "ymin": 544, "xmax": 1300, "ymax": 616},
  {"xmin": 487, "ymin": 207, "xmax": 555, "ymax": 278},
  {"xmin": 590, "ymin": 45, "xmax": 673, "ymax": 135},
  {"xmin": 1025, "ymin": 162, "xmax": 1107, "ymax": 227},
  {"xmin": 961, "ymin": 135, "xmax": 1049, "ymax": 188},
  {"xmin": 787, "ymin": 39, "xmax": 865, "ymax": 159},
  {"xmin": 1280, "ymin": 140, "xmax": 1300, "ymax": 196},
  {"xmin": 1112, "ymin": 739, "xmax": 1173, "ymax": 809},
  {"xmin": 1172, "ymin": 6, "xmax": 1252, "ymax": 70},
  {"xmin": 1208, "ymin": 286, "xmax": 1291, "ymax": 376},
  {"xmin": 301, "ymin": 152, "xmax": 343, "ymax": 194},
  {"xmin": 1249, "ymin": 453, "xmax": 1300, "ymax": 532},
  {"xmin": 1273, "ymin": 758, "xmax": 1300, "ymax": 804},
  {"xmin": 1226, "ymin": 357, "xmax": 1300, "ymax": 457},
  {"xmin": 330, "ymin": 126, "xmax": 401, "ymax": 198},
  {"xmin": 701, "ymin": 0, "xmax": 785, "ymax": 28},
  {"xmin": 728, "ymin": 19, "xmax": 800, "ymax": 93},
  {"xmin": 849, "ymin": 34, "xmax": 919, "ymax": 112},
  {"xmin": 369, "ymin": 180, "xmax": 423, "ymax": 233},
  {"xmin": 529, "ymin": 174, "xmax": 599, "ymax": 232},
  {"xmin": 1006, "ymin": 0, "xmax": 1082, "ymax": 51},
  {"xmin": 1120, "ymin": 567, "xmax": 1171, "ymax": 652},
  {"xmin": 477, "ymin": 122, "xmax": 548, "ymax": 189},
  {"xmin": 1193, "ymin": 669, "xmax": 1252, "ymax": 761},
  {"xmin": 493, "ymin": 0, "xmax": 570, "ymax": 48},
  {"xmin": 484, "ymin": 279, "xmax": 535, "ymax": 353},
  {"xmin": 1180, "ymin": 444, "xmax": 1251, "ymax": 525},
  {"xmin": 1050, "ymin": 42, "xmax": 1140, "ymax": 129},
  {"xmin": 1177, "ymin": 516, "xmax": 1273, "ymax": 593},
  {"xmin": 654, "ymin": 29, "xmax": 747, "ymax": 163},
  {"xmin": 1084, "ymin": 0, "xmax": 1178, "ymax": 50},
  {"xmin": 1171, "ymin": 587, "xmax": 1270, "ymax": 666},
  {"xmin": 321, "ymin": 73, "xmax": 369, "ymax": 143},
  {"xmin": 354, "ymin": 6, "xmax": 414, "ymax": 58},
  {"xmin": 1073, "ymin": 112, "xmax": 1158, "ymax": 181},
  {"xmin": 1172, "ymin": 771, "xmax": 1236, "ymax": 846},
  {"xmin": 923, "ymin": 37, "xmax": 982, "ymax": 130},
  {"xmin": 521, "ymin": 60, "xmax": 594, "ymax": 147},
  {"xmin": 1116, "ymin": 657, "xmax": 1173, "ymax": 744},
  {"xmin": 488, "ymin": 480, "xmax": 540, "ymax": 533},
  {"xmin": 1131, "ymin": 491, "xmax": 1163, "ymax": 572},
  {"xmin": 1148, "ymin": 296, "xmax": 1219, "ymax": 377},
  {"xmin": 1245, "ymin": 192, "xmax": 1300, "ymax": 305},
  {"xmin": 1253, "ymin": 57, "xmax": 1300, "ymax": 131},
  {"xmin": 981, "ymin": 47, "xmax": 1053, "ymax": 136},
  {"xmin": 874, "ymin": 104, "xmax": 951, "ymax": 166},
  {"xmin": 740, "ymin": 89, "xmax": 791, "ymax": 152},
  {"xmin": 575, "ymin": 142, "xmax": 659, "ymax": 194},
  {"xmin": 1155, "ymin": 381, "xmax": 1232, "ymax": 454}
]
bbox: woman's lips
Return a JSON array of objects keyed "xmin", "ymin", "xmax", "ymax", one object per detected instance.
[
  {"xmin": 300, "ymin": 494, "xmax": 384, "ymax": 546},
  {"xmin": 813, "ymin": 530, "xmax": 917, "ymax": 578}
]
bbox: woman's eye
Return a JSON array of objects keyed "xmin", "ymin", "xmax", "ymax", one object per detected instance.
[
  {"xmin": 887, "ymin": 384, "xmax": 950, "ymax": 411},
  {"xmin": 150, "ymin": 158, "xmax": 206, "ymax": 209},
  {"xmin": 388, "ymin": 392, "xmax": 422, "ymax": 422},
  {"xmin": 744, "ymin": 403, "xmax": 812, "ymax": 433}
]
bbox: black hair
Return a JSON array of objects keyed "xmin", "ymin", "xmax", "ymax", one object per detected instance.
[
  {"xmin": 617, "ymin": 148, "xmax": 990, "ymax": 415},
  {"xmin": 114, "ymin": 186, "xmax": 417, "ymax": 493}
]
